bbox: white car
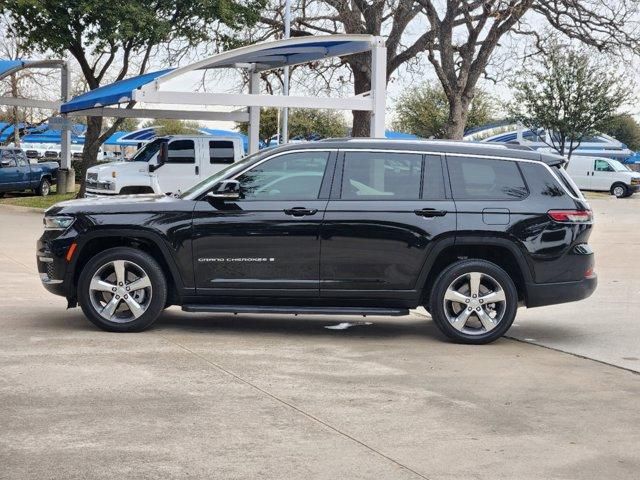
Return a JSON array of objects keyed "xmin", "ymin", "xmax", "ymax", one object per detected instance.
[
  {"xmin": 85, "ymin": 135, "xmax": 243, "ymax": 196},
  {"xmin": 565, "ymin": 156, "xmax": 640, "ymax": 198}
]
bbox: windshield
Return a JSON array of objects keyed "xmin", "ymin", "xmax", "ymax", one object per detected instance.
[
  {"xmin": 179, "ymin": 148, "xmax": 272, "ymax": 199},
  {"xmin": 609, "ymin": 159, "xmax": 631, "ymax": 172},
  {"xmin": 129, "ymin": 139, "xmax": 163, "ymax": 162}
]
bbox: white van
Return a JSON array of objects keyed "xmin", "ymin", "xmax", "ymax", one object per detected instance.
[
  {"xmin": 565, "ymin": 156, "xmax": 640, "ymax": 198},
  {"xmin": 85, "ymin": 135, "xmax": 243, "ymax": 196}
]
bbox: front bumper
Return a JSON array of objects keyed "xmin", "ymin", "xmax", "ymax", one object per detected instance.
[
  {"xmin": 525, "ymin": 275, "xmax": 597, "ymax": 308},
  {"xmin": 37, "ymin": 230, "xmax": 77, "ymax": 299}
]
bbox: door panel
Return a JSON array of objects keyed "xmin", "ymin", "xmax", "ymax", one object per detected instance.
[
  {"xmin": 156, "ymin": 139, "xmax": 201, "ymax": 194},
  {"xmin": 192, "ymin": 150, "xmax": 334, "ymax": 296},
  {"xmin": 591, "ymin": 159, "xmax": 614, "ymax": 191},
  {"xmin": 0, "ymin": 151, "xmax": 19, "ymax": 190},
  {"xmin": 320, "ymin": 152, "xmax": 455, "ymax": 298}
]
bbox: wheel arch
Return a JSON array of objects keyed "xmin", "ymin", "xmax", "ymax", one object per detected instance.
[
  {"xmin": 418, "ymin": 236, "xmax": 533, "ymax": 306},
  {"xmin": 68, "ymin": 229, "xmax": 186, "ymax": 306}
]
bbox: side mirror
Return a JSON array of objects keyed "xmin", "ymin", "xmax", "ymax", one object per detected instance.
[
  {"xmin": 206, "ymin": 180, "xmax": 241, "ymax": 200},
  {"xmin": 149, "ymin": 142, "xmax": 169, "ymax": 173}
]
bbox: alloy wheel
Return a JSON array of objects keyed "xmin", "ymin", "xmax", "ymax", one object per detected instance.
[
  {"xmin": 442, "ymin": 271, "xmax": 507, "ymax": 335},
  {"xmin": 89, "ymin": 260, "xmax": 152, "ymax": 323}
]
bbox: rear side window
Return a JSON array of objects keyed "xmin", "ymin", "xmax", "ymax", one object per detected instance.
[
  {"xmin": 167, "ymin": 140, "xmax": 195, "ymax": 164},
  {"xmin": 341, "ymin": 152, "xmax": 422, "ymax": 200},
  {"xmin": 553, "ymin": 166, "xmax": 581, "ymax": 197},
  {"xmin": 447, "ymin": 156, "xmax": 528, "ymax": 200},
  {"xmin": 209, "ymin": 140, "xmax": 235, "ymax": 164}
]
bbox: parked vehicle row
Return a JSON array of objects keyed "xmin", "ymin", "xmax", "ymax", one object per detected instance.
[
  {"xmin": 0, "ymin": 147, "xmax": 58, "ymax": 196},
  {"xmin": 39, "ymin": 140, "xmax": 596, "ymax": 344}
]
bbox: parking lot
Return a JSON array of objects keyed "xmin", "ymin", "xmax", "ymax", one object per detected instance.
[{"xmin": 1, "ymin": 197, "xmax": 639, "ymax": 479}]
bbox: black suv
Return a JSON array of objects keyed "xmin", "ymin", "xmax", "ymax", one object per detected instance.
[{"xmin": 37, "ymin": 140, "xmax": 596, "ymax": 344}]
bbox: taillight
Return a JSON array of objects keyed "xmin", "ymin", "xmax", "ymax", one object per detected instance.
[{"xmin": 547, "ymin": 210, "xmax": 593, "ymax": 223}]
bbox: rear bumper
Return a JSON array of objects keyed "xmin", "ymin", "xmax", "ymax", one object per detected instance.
[{"xmin": 525, "ymin": 275, "xmax": 597, "ymax": 308}]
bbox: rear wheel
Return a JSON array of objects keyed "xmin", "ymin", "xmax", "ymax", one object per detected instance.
[
  {"xmin": 78, "ymin": 247, "xmax": 167, "ymax": 332},
  {"xmin": 611, "ymin": 183, "xmax": 629, "ymax": 198},
  {"xmin": 428, "ymin": 259, "xmax": 518, "ymax": 344},
  {"xmin": 36, "ymin": 178, "xmax": 51, "ymax": 196}
]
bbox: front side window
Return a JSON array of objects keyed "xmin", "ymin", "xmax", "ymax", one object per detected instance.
[
  {"xmin": 341, "ymin": 152, "xmax": 422, "ymax": 200},
  {"xmin": 167, "ymin": 140, "xmax": 195, "ymax": 164},
  {"xmin": 594, "ymin": 159, "xmax": 614, "ymax": 172},
  {"xmin": 236, "ymin": 151, "xmax": 329, "ymax": 200},
  {"xmin": 15, "ymin": 151, "xmax": 28, "ymax": 167},
  {"xmin": 209, "ymin": 140, "xmax": 235, "ymax": 164},
  {"xmin": 448, "ymin": 156, "xmax": 528, "ymax": 200},
  {"xmin": 130, "ymin": 139, "xmax": 162, "ymax": 162}
]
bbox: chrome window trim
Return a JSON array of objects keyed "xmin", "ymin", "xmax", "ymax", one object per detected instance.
[{"xmin": 188, "ymin": 146, "xmax": 581, "ymax": 202}]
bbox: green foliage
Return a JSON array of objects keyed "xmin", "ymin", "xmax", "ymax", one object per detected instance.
[
  {"xmin": 600, "ymin": 114, "xmax": 640, "ymax": 151},
  {"xmin": 393, "ymin": 83, "xmax": 496, "ymax": 138},
  {"xmin": 0, "ymin": 0, "xmax": 264, "ymax": 61},
  {"xmin": 236, "ymin": 108, "xmax": 348, "ymax": 144},
  {"xmin": 141, "ymin": 119, "xmax": 202, "ymax": 136},
  {"xmin": 509, "ymin": 41, "xmax": 631, "ymax": 158}
]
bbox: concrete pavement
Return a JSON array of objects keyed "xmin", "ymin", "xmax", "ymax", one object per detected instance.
[{"xmin": 0, "ymin": 202, "xmax": 639, "ymax": 479}]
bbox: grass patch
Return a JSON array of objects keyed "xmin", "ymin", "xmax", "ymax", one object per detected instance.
[{"xmin": 0, "ymin": 184, "xmax": 78, "ymax": 210}]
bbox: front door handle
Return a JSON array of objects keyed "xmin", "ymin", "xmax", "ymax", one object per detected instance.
[
  {"xmin": 415, "ymin": 208, "xmax": 447, "ymax": 217},
  {"xmin": 195, "ymin": 165, "xmax": 199, "ymax": 175},
  {"xmin": 284, "ymin": 207, "xmax": 318, "ymax": 217}
]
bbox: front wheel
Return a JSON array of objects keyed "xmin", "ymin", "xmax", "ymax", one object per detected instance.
[
  {"xmin": 78, "ymin": 247, "xmax": 167, "ymax": 332},
  {"xmin": 611, "ymin": 183, "xmax": 629, "ymax": 198},
  {"xmin": 428, "ymin": 259, "xmax": 518, "ymax": 344}
]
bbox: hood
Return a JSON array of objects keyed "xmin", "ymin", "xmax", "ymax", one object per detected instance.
[
  {"xmin": 45, "ymin": 193, "xmax": 186, "ymax": 216},
  {"xmin": 87, "ymin": 161, "xmax": 150, "ymax": 179}
]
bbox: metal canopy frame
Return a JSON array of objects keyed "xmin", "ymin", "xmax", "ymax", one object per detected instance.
[
  {"xmin": 0, "ymin": 59, "xmax": 71, "ymax": 169},
  {"xmin": 62, "ymin": 35, "xmax": 387, "ymax": 153}
]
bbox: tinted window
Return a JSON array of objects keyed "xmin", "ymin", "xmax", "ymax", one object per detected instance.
[
  {"xmin": 209, "ymin": 140, "xmax": 235, "ymax": 164},
  {"xmin": 167, "ymin": 140, "xmax": 195, "ymax": 164},
  {"xmin": 448, "ymin": 156, "xmax": 528, "ymax": 200},
  {"xmin": 423, "ymin": 155, "xmax": 446, "ymax": 200},
  {"xmin": 236, "ymin": 151, "xmax": 329, "ymax": 200},
  {"xmin": 594, "ymin": 159, "xmax": 613, "ymax": 172},
  {"xmin": 341, "ymin": 152, "xmax": 422, "ymax": 200}
]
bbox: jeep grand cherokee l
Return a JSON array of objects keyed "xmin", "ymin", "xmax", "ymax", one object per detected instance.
[{"xmin": 37, "ymin": 140, "xmax": 596, "ymax": 344}]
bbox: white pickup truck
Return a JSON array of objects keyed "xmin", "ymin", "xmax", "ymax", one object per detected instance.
[{"xmin": 85, "ymin": 135, "xmax": 243, "ymax": 196}]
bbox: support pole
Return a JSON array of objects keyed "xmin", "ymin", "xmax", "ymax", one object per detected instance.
[
  {"xmin": 248, "ymin": 69, "xmax": 260, "ymax": 154},
  {"xmin": 281, "ymin": 0, "xmax": 291, "ymax": 144},
  {"xmin": 369, "ymin": 37, "xmax": 387, "ymax": 138},
  {"xmin": 58, "ymin": 61, "xmax": 73, "ymax": 194}
]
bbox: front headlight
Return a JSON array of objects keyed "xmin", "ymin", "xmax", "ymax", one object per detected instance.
[{"xmin": 43, "ymin": 215, "xmax": 75, "ymax": 231}]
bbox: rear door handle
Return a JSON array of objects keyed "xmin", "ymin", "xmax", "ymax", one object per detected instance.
[
  {"xmin": 195, "ymin": 165, "xmax": 199, "ymax": 175},
  {"xmin": 284, "ymin": 207, "xmax": 318, "ymax": 217},
  {"xmin": 415, "ymin": 208, "xmax": 447, "ymax": 217}
]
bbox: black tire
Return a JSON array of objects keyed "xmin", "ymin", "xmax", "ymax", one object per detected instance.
[
  {"xmin": 77, "ymin": 247, "xmax": 167, "ymax": 332},
  {"xmin": 610, "ymin": 183, "xmax": 629, "ymax": 198},
  {"xmin": 36, "ymin": 178, "xmax": 51, "ymax": 196},
  {"xmin": 428, "ymin": 259, "xmax": 518, "ymax": 345}
]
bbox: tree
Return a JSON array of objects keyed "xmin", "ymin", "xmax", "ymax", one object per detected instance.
[
  {"xmin": 393, "ymin": 82, "xmax": 495, "ymax": 138},
  {"xmin": 258, "ymin": 1, "xmax": 640, "ymax": 138},
  {"xmin": 600, "ymin": 114, "xmax": 640, "ymax": 152},
  {"xmin": 1, "ymin": 0, "xmax": 264, "ymax": 194},
  {"xmin": 141, "ymin": 119, "xmax": 201, "ymax": 136},
  {"xmin": 236, "ymin": 108, "xmax": 347, "ymax": 144},
  {"xmin": 106, "ymin": 117, "xmax": 139, "ymax": 133},
  {"xmin": 509, "ymin": 42, "xmax": 630, "ymax": 158}
]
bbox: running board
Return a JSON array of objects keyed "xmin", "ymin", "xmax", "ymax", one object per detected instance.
[{"xmin": 181, "ymin": 305, "xmax": 409, "ymax": 316}]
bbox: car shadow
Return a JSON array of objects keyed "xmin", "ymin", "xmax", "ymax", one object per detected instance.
[{"xmin": 151, "ymin": 308, "xmax": 444, "ymax": 341}]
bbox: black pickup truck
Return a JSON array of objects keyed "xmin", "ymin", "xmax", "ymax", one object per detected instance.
[{"xmin": 0, "ymin": 147, "xmax": 58, "ymax": 196}]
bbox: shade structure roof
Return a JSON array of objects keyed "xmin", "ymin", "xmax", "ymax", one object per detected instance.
[
  {"xmin": 61, "ymin": 69, "xmax": 174, "ymax": 114},
  {"xmin": 0, "ymin": 59, "xmax": 67, "ymax": 80},
  {"xmin": 60, "ymin": 35, "xmax": 376, "ymax": 114}
]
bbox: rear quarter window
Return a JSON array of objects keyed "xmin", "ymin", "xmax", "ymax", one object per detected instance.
[{"xmin": 447, "ymin": 156, "xmax": 528, "ymax": 200}]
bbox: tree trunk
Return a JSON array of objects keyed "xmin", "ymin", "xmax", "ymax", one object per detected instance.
[
  {"xmin": 77, "ymin": 116, "xmax": 103, "ymax": 197},
  {"xmin": 351, "ymin": 61, "xmax": 372, "ymax": 137},
  {"xmin": 443, "ymin": 95, "xmax": 471, "ymax": 140}
]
